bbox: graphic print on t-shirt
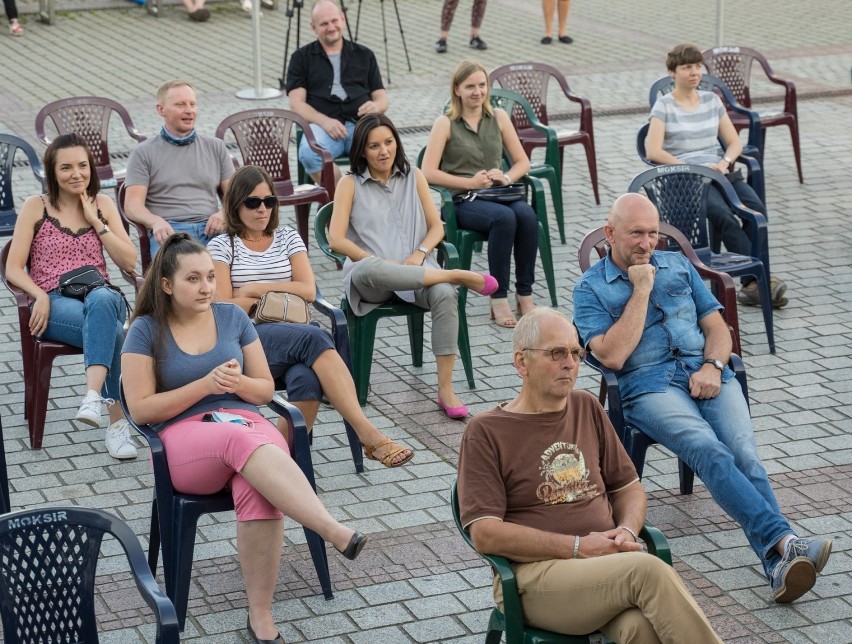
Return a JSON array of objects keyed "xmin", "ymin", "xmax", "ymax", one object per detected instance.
[{"xmin": 536, "ymin": 441, "xmax": 599, "ymax": 505}]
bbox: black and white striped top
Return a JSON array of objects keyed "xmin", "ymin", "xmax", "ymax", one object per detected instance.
[{"xmin": 207, "ymin": 228, "xmax": 306, "ymax": 289}]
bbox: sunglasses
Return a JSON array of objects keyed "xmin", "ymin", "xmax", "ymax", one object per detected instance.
[{"xmin": 243, "ymin": 196, "xmax": 278, "ymax": 210}]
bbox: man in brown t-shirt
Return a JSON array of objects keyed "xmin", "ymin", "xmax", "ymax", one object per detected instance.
[{"xmin": 458, "ymin": 308, "xmax": 721, "ymax": 642}]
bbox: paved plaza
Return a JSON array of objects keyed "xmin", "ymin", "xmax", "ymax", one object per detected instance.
[{"xmin": 1, "ymin": 0, "xmax": 852, "ymax": 641}]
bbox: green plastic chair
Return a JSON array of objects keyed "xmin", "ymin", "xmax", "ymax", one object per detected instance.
[
  {"xmin": 315, "ymin": 203, "xmax": 475, "ymax": 406},
  {"xmin": 451, "ymin": 479, "xmax": 672, "ymax": 644},
  {"xmin": 489, "ymin": 88, "xmax": 566, "ymax": 245},
  {"xmin": 416, "ymin": 147, "xmax": 558, "ymax": 309}
]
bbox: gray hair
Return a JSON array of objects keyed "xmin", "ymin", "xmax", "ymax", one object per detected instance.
[{"xmin": 512, "ymin": 308, "xmax": 571, "ymax": 352}]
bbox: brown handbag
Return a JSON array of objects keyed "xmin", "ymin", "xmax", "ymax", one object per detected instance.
[{"xmin": 248, "ymin": 292, "xmax": 312, "ymax": 325}]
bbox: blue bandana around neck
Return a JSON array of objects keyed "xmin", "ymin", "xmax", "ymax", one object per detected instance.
[{"xmin": 160, "ymin": 126, "xmax": 197, "ymax": 146}]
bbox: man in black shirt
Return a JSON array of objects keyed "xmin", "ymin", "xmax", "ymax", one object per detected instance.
[{"xmin": 286, "ymin": 0, "xmax": 388, "ymax": 185}]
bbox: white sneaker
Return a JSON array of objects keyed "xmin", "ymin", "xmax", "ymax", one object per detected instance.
[
  {"xmin": 75, "ymin": 390, "xmax": 108, "ymax": 429},
  {"xmin": 241, "ymin": 0, "xmax": 252, "ymax": 11},
  {"xmin": 105, "ymin": 420, "xmax": 138, "ymax": 460}
]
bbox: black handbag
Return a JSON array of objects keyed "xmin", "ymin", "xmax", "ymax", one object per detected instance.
[
  {"xmin": 457, "ymin": 182, "xmax": 526, "ymax": 203},
  {"xmin": 58, "ymin": 265, "xmax": 107, "ymax": 300}
]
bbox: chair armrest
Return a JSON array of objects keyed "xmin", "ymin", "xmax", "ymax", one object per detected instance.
[
  {"xmin": 729, "ymin": 353, "xmax": 749, "ymax": 408},
  {"xmin": 640, "ymin": 523, "xmax": 672, "ymax": 566},
  {"xmin": 482, "ymin": 552, "xmax": 525, "ymax": 642},
  {"xmin": 122, "ymin": 538, "xmax": 180, "ymax": 643},
  {"xmin": 435, "ymin": 240, "xmax": 459, "ymax": 270},
  {"xmin": 312, "ymin": 286, "xmax": 352, "ymax": 372},
  {"xmin": 582, "ymin": 354, "xmax": 626, "ymax": 443},
  {"xmin": 299, "ymin": 125, "xmax": 336, "ymax": 199},
  {"xmin": 429, "ymin": 183, "xmax": 459, "ymax": 243},
  {"xmin": 120, "ymin": 269, "xmax": 144, "ymax": 294},
  {"xmin": 558, "ymin": 82, "xmax": 594, "ymax": 134}
]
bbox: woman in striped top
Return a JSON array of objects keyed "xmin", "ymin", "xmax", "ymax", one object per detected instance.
[{"xmin": 208, "ymin": 165, "xmax": 413, "ymax": 468}]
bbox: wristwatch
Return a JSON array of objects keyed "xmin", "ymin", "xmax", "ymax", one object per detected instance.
[
  {"xmin": 704, "ymin": 358, "xmax": 725, "ymax": 371},
  {"xmin": 417, "ymin": 245, "xmax": 431, "ymax": 255},
  {"xmin": 503, "ymin": 173, "xmax": 512, "ymax": 184},
  {"xmin": 98, "ymin": 225, "xmax": 110, "ymax": 236},
  {"xmin": 722, "ymin": 155, "xmax": 733, "ymax": 166}
]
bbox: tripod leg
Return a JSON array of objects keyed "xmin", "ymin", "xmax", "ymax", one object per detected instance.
[
  {"xmin": 381, "ymin": 0, "xmax": 390, "ymax": 83},
  {"xmin": 338, "ymin": 0, "xmax": 354, "ymax": 41},
  {"xmin": 391, "ymin": 0, "xmax": 412, "ymax": 72}
]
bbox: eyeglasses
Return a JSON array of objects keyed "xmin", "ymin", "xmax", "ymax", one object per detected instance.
[
  {"xmin": 523, "ymin": 347, "xmax": 585, "ymax": 362},
  {"xmin": 243, "ymin": 196, "xmax": 277, "ymax": 210}
]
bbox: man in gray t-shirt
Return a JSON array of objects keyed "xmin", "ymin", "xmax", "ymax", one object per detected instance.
[{"xmin": 124, "ymin": 80, "xmax": 234, "ymax": 257}]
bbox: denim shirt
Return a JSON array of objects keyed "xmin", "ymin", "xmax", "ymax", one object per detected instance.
[{"xmin": 573, "ymin": 251, "xmax": 734, "ymax": 401}]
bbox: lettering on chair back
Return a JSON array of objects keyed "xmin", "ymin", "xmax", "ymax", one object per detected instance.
[{"xmin": 6, "ymin": 510, "xmax": 68, "ymax": 529}]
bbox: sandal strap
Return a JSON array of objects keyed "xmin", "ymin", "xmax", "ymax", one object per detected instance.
[{"xmin": 364, "ymin": 439, "xmax": 412, "ymax": 467}]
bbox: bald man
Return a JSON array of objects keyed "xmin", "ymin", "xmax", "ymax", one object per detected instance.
[
  {"xmin": 573, "ymin": 194, "xmax": 832, "ymax": 604},
  {"xmin": 285, "ymin": 0, "xmax": 387, "ymax": 186}
]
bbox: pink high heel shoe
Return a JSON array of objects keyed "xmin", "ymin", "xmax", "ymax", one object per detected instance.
[{"xmin": 437, "ymin": 394, "xmax": 469, "ymax": 419}]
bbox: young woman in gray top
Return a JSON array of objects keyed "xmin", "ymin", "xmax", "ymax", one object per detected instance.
[{"xmin": 329, "ymin": 114, "xmax": 497, "ymax": 420}]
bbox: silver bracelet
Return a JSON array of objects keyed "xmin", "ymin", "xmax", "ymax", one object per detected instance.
[
  {"xmin": 572, "ymin": 535, "xmax": 580, "ymax": 559},
  {"xmin": 618, "ymin": 525, "xmax": 638, "ymax": 542}
]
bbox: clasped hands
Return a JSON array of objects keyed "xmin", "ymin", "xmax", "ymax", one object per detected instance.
[
  {"xmin": 468, "ymin": 168, "xmax": 509, "ymax": 190},
  {"xmin": 208, "ymin": 358, "xmax": 242, "ymax": 395},
  {"xmin": 577, "ymin": 528, "xmax": 643, "ymax": 558}
]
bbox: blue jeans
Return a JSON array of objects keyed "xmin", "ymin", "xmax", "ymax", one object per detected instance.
[
  {"xmin": 452, "ymin": 198, "xmax": 539, "ymax": 299},
  {"xmin": 623, "ymin": 365, "xmax": 792, "ymax": 579},
  {"xmin": 298, "ymin": 122, "xmax": 356, "ymax": 175},
  {"xmin": 41, "ymin": 287, "xmax": 127, "ymax": 400},
  {"xmin": 148, "ymin": 221, "xmax": 211, "ymax": 257}
]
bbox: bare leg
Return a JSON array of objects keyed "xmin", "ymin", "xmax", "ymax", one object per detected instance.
[
  {"xmin": 240, "ymin": 444, "xmax": 355, "ymax": 550},
  {"xmin": 436, "ymin": 353, "xmax": 462, "ymax": 407},
  {"xmin": 557, "ymin": 0, "xmax": 571, "ymax": 37},
  {"xmin": 310, "ymin": 350, "xmax": 412, "ymax": 464},
  {"xmin": 541, "ymin": 0, "xmax": 556, "ymax": 37},
  {"xmin": 239, "ymin": 518, "xmax": 285, "ymax": 640}
]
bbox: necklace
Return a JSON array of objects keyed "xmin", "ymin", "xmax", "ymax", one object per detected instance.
[{"xmin": 242, "ymin": 234, "xmax": 266, "ymax": 242}]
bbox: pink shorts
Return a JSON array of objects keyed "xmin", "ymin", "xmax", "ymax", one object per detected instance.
[{"xmin": 159, "ymin": 408, "xmax": 288, "ymax": 521}]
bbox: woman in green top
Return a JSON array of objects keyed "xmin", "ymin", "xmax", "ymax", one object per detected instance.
[{"xmin": 422, "ymin": 59, "xmax": 539, "ymax": 329}]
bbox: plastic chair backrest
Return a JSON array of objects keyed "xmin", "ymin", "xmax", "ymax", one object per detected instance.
[
  {"xmin": 702, "ymin": 46, "xmax": 759, "ymax": 106},
  {"xmin": 0, "ymin": 506, "xmax": 179, "ymax": 643},
  {"xmin": 0, "ymin": 134, "xmax": 45, "ymax": 236},
  {"xmin": 314, "ymin": 203, "xmax": 346, "ymax": 265},
  {"xmin": 489, "ymin": 63, "xmax": 555, "ymax": 128},
  {"xmin": 34, "ymin": 96, "xmax": 144, "ymax": 183}
]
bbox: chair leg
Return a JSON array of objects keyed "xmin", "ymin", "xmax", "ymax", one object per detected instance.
[
  {"xmin": 0, "ymin": 417, "xmax": 9, "ymax": 514},
  {"xmin": 292, "ymin": 421, "xmax": 334, "ymax": 600},
  {"xmin": 754, "ymin": 270, "xmax": 776, "ymax": 354},
  {"xmin": 485, "ymin": 609, "xmax": 505, "ymax": 644},
  {"xmin": 351, "ymin": 315, "xmax": 379, "ymax": 407},
  {"xmin": 583, "ymin": 138, "xmax": 601, "ymax": 205},
  {"xmin": 456, "ymin": 289, "xmax": 475, "ymax": 390},
  {"xmin": 148, "ymin": 497, "xmax": 161, "ymax": 576},
  {"xmin": 537, "ymin": 222, "xmax": 558, "ymax": 307},
  {"xmin": 407, "ymin": 314, "xmax": 424, "ymax": 368},
  {"xmin": 170, "ymin": 504, "xmax": 204, "ymax": 631},
  {"xmin": 788, "ymin": 119, "xmax": 804, "ymax": 183},
  {"xmin": 294, "ymin": 204, "xmax": 311, "ymax": 248},
  {"xmin": 678, "ymin": 459, "xmax": 695, "ymax": 495},
  {"xmin": 343, "ymin": 419, "xmax": 365, "ymax": 473},
  {"xmin": 30, "ymin": 352, "xmax": 54, "ymax": 449}
]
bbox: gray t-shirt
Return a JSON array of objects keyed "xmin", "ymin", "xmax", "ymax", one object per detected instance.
[
  {"xmin": 649, "ymin": 91, "xmax": 725, "ymax": 165},
  {"xmin": 124, "ymin": 134, "xmax": 234, "ymax": 223},
  {"xmin": 122, "ymin": 302, "xmax": 259, "ymax": 431},
  {"xmin": 328, "ymin": 53, "xmax": 348, "ymax": 101}
]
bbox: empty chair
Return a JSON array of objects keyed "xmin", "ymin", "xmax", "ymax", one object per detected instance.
[
  {"xmin": 491, "ymin": 61, "xmax": 600, "ymax": 206},
  {"xmin": 0, "ymin": 506, "xmax": 179, "ymax": 643},
  {"xmin": 0, "ymin": 133, "xmax": 45, "ymax": 237},
  {"xmin": 215, "ymin": 108, "xmax": 335, "ymax": 248},
  {"xmin": 35, "ymin": 96, "xmax": 146, "ymax": 193},
  {"xmin": 703, "ymin": 46, "xmax": 803, "ymax": 183}
]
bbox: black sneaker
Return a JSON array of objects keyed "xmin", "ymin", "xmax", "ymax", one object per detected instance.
[
  {"xmin": 435, "ymin": 38, "xmax": 448, "ymax": 53},
  {"xmin": 469, "ymin": 35, "xmax": 488, "ymax": 50}
]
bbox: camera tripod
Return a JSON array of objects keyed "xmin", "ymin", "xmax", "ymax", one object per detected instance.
[{"xmin": 279, "ymin": 0, "xmax": 411, "ymax": 88}]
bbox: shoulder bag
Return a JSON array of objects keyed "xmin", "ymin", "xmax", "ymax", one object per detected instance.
[{"xmin": 456, "ymin": 182, "xmax": 527, "ymax": 203}]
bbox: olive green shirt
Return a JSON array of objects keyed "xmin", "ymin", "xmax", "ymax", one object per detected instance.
[{"xmin": 440, "ymin": 112, "xmax": 503, "ymax": 197}]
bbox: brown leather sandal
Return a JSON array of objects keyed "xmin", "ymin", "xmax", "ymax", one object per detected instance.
[{"xmin": 364, "ymin": 439, "xmax": 414, "ymax": 468}]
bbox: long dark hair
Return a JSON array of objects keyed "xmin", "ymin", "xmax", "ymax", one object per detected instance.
[
  {"xmin": 221, "ymin": 165, "xmax": 280, "ymax": 237},
  {"xmin": 131, "ymin": 233, "xmax": 209, "ymax": 389},
  {"xmin": 43, "ymin": 133, "xmax": 101, "ymax": 209},
  {"xmin": 348, "ymin": 113, "xmax": 410, "ymax": 177}
]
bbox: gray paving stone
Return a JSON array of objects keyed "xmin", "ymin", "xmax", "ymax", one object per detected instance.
[{"xmin": 402, "ymin": 616, "xmax": 467, "ymax": 643}]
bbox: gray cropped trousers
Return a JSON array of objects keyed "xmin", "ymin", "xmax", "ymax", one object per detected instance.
[{"xmin": 349, "ymin": 257, "xmax": 459, "ymax": 356}]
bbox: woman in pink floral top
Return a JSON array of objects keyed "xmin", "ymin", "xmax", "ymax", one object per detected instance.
[{"xmin": 5, "ymin": 133, "xmax": 138, "ymax": 459}]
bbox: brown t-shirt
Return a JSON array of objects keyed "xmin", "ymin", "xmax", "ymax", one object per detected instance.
[{"xmin": 458, "ymin": 390, "xmax": 639, "ymax": 537}]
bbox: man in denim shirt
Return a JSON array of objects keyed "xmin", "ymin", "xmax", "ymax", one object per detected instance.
[{"xmin": 573, "ymin": 193, "xmax": 832, "ymax": 603}]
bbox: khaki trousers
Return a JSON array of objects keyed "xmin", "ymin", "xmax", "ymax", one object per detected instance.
[{"xmin": 494, "ymin": 552, "xmax": 722, "ymax": 644}]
